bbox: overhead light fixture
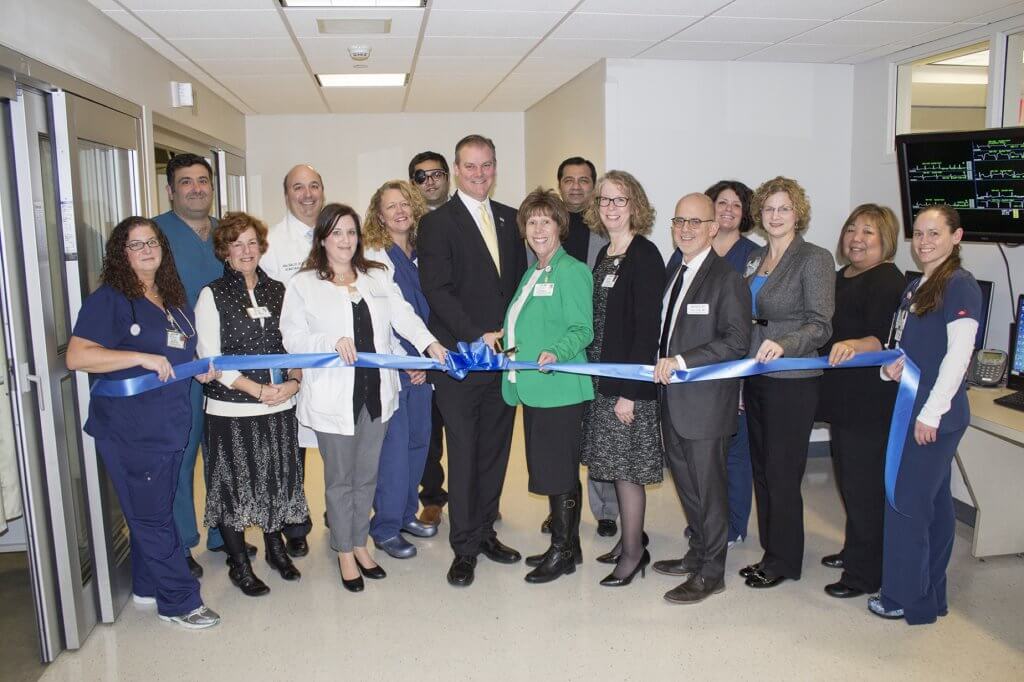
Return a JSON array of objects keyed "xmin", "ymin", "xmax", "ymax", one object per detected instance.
[
  {"xmin": 281, "ymin": 1, "xmax": 425, "ymax": 7},
  {"xmin": 318, "ymin": 18, "xmax": 392, "ymax": 34},
  {"xmin": 316, "ymin": 73, "xmax": 407, "ymax": 87},
  {"xmin": 931, "ymin": 51, "xmax": 990, "ymax": 67}
]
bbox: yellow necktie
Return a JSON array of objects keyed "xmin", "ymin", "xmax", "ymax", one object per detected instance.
[{"xmin": 478, "ymin": 204, "xmax": 501, "ymax": 274}]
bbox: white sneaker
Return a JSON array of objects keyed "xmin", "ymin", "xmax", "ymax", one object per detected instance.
[
  {"xmin": 158, "ymin": 605, "xmax": 221, "ymax": 630},
  {"xmin": 727, "ymin": 535, "xmax": 745, "ymax": 549},
  {"xmin": 132, "ymin": 593, "xmax": 156, "ymax": 606}
]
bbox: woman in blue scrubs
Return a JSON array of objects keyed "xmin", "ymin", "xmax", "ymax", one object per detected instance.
[
  {"xmin": 870, "ymin": 204, "xmax": 981, "ymax": 625},
  {"xmin": 67, "ymin": 216, "xmax": 221, "ymax": 629}
]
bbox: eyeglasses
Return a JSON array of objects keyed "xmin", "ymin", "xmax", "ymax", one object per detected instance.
[
  {"xmin": 762, "ymin": 205, "xmax": 794, "ymax": 216},
  {"xmin": 671, "ymin": 217, "xmax": 714, "ymax": 229},
  {"xmin": 126, "ymin": 238, "xmax": 161, "ymax": 251},
  {"xmin": 413, "ymin": 169, "xmax": 448, "ymax": 185},
  {"xmin": 597, "ymin": 196, "xmax": 629, "ymax": 207}
]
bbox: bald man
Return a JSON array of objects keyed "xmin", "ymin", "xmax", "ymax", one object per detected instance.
[{"xmin": 262, "ymin": 164, "xmax": 324, "ymax": 283}]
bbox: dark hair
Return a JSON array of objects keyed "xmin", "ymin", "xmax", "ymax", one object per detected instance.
[
  {"xmin": 557, "ymin": 157, "xmax": 597, "ymax": 183},
  {"xmin": 704, "ymin": 180, "xmax": 754, "ymax": 234},
  {"xmin": 408, "ymin": 151, "xmax": 449, "ymax": 180},
  {"xmin": 836, "ymin": 203, "xmax": 900, "ymax": 264},
  {"xmin": 517, "ymin": 187, "xmax": 570, "ymax": 241},
  {"xmin": 454, "ymin": 134, "xmax": 496, "ymax": 165},
  {"xmin": 100, "ymin": 216, "xmax": 186, "ymax": 308},
  {"xmin": 303, "ymin": 203, "xmax": 386, "ymax": 281},
  {"xmin": 165, "ymin": 152, "xmax": 213, "ymax": 188},
  {"xmin": 911, "ymin": 204, "xmax": 963, "ymax": 316},
  {"xmin": 214, "ymin": 212, "xmax": 269, "ymax": 261}
]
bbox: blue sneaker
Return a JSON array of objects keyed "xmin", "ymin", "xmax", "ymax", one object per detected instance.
[{"xmin": 375, "ymin": 535, "xmax": 417, "ymax": 559}]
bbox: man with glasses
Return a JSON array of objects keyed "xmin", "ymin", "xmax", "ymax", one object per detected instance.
[
  {"xmin": 155, "ymin": 152, "xmax": 238, "ymax": 578},
  {"xmin": 407, "ymin": 151, "xmax": 452, "ymax": 530},
  {"xmin": 652, "ymin": 193, "xmax": 750, "ymax": 604}
]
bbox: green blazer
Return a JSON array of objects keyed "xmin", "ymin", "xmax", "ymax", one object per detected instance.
[{"xmin": 502, "ymin": 247, "xmax": 595, "ymax": 408}]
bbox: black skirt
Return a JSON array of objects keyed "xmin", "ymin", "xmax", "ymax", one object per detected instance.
[
  {"xmin": 203, "ymin": 408, "xmax": 309, "ymax": 532},
  {"xmin": 522, "ymin": 403, "xmax": 585, "ymax": 495}
]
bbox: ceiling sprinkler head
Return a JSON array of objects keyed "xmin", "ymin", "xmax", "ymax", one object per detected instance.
[{"xmin": 349, "ymin": 45, "xmax": 371, "ymax": 61}]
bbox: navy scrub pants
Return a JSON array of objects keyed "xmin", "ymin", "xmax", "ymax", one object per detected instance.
[
  {"xmin": 370, "ymin": 382, "xmax": 433, "ymax": 542},
  {"xmin": 96, "ymin": 439, "xmax": 203, "ymax": 617},
  {"xmin": 171, "ymin": 381, "xmax": 223, "ymax": 553},
  {"xmin": 880, "ymin": 426, "xmax": 965, "ymax": 625},
  {"xmin": 726, "ymin": 411, "xmax": 752, "ymax": 541}
]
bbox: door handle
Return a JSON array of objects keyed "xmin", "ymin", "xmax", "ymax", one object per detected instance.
[{"xmin": 24, "ymin": 371, "xmax": 47, "ymax": 412}]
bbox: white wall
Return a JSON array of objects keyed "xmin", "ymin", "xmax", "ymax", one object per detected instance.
[
  {"xmin": 604, "ymin": 59, "xmax": 854, "ymax": 261},
  {"xmin": 524, "ymin": 61, "xmax": 606, "ymax": 191},
  {"xmin": 244, "ymin": 112, "xmax": 525, "ymax": 226}
]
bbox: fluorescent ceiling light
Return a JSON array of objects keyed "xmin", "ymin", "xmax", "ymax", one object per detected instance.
[
  {"xmin": 282, "ymin": 1, "xmax": 425, "ymax": 7},
  {"xmin": 317, "ymin": 73, "xmax": 407, "ymax": 87},
  {"xmin": 932, "ymin": 51, "xmax": 989, "ymax": 67}
]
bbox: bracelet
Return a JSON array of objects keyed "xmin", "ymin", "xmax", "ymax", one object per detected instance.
[{"xmin": 257, "ymin": 385, "xmax": 264, "ymax": 400}]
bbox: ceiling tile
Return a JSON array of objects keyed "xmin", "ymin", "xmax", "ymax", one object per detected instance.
[
  {"xmin": 514, "ymin": 57, "xmax": 598, "ymax": 74},
  {"xmin": 792, "ymin": 20, "xmax": 949, "ymax": 46},
  {"xmin": 102, "ymin": 9, "xmax": 161, "ymax": 41},
  {"xmin": 132, "ymin": 9, "xmax": 288, "ymax": 39},
  {"xmin": 308, "ymin": 56, "xmax": 413, "ymax": 73},
  {"xmin": 121, "ymin": 1, "xmax": 272, "ymax": 8},
  {"xmin": 550, "ymin": 12, "xmax": 701, "ymax": 41},
  {"xmin": 430, "ymin": 0, "xmax": 578, "ymax": 10},
  {"xmin": 639, "ymin": 40, "xmax": 771, "ymax": 61},
  {"xmin": 410, "ymin": 73, "xmax": 504, "ymax": 90},
  {"xmin": 847, "ymin": 0, "xmax": 1017, "ymax": 23},
  {"xmin": 321, "ymin": 87, "xmax": 407, "ymax": 113},
  {"xmin": 88, "ymin": 0, "xmax": 125, "ymax": 11},
  {"xmin": 578, "ymin": 0, "xmax": 724, "ymax": 15},
  {"xmin": 283, "ymin": 7, "xmax": 425, "ymax": 38},
  {"xmin": 674, "ymin": 16, "xmax": 825, "ymax": 43},
  {"xmin": 414, "ymin": 56, "xmax": 520, "ymax": 75},
  {"xmin": 418, "ymin": 36, "xmax": 537, "ymax": 57},
  {"xmin": 740, "ymin": 43, "xmax": 867, "ymax": 62},
  {"xmin": 426, "ymin": 9, "xmax": 564, "ymax": 38},
  {"xmin": 714, "ymin": 0, "xmax": 880, "ymax": 21},
  {"xmin": 197, "ymin": 58, "xmax": 309, "ymax": 77},
  {"xmin": 529, "ymin": 38, "xmax": 656, "ymax": 59},
  {"xmin": 961, "ymin": 1, "xmax": 1024, "ymax": 25},
  {"xmin": 156, "ymin": 37, "xmax": 300, "ymax": 59},
  {"xmin": 299, "ymin": 35, "xmax": 416, "ymax": 62}
]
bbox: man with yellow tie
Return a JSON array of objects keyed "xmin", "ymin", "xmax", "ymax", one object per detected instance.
[{"xmin": 418, "ymin": 134, "xmax": 527, "ymax": 587}]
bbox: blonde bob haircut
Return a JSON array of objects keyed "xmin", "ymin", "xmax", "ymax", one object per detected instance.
[
  {"xmin": 362, "ymin": 179, "xmax": 427, "ymax": 250},
  {"xmin": 584, "ymin": 169, "xmax": 656, "ymax": 237},
  {"xmin": 751, "ymin": 176, "xmax": 811, "ymax": 233},
  {"xmin": 836, "ymin": 203, "xmax": 900, "ymax": 265}
]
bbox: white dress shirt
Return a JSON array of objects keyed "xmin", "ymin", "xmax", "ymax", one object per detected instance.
[
  {"xmin": 262, "ymin": 212, "xmax": 314, "ymax": 284},
  {"xmin": 660, "ymin": 246, "xmax": 712, "ymax": 371},
  {"xmin": 456, "ymin": 189, "xmax": 497, "ymax": 245}
]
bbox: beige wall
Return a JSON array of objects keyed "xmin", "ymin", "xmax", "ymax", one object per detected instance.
[{"xmin": 244, "ymin": 112, "xmax": 525, "ymax": 226}]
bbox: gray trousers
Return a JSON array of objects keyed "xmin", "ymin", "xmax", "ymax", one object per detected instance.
[
  {"xmin": 587, "ymin": 476, "xmax": 619, "ymax": 522},
  {"xmin": 316, "ymin": 409, "xmax": 388, "ymax": 552}
]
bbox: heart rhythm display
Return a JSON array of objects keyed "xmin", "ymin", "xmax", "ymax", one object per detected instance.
[{"xmin": 896, "ymin": 127, "xmax": 1024, "ymax": 244}]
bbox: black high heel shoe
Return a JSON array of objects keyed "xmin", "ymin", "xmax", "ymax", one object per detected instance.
[
  {"xmin": 338, "ymin": 558, "xmax": 364, "ymax": 592},
  {"xmin": 355, "ymin": 557, "xmax": 386, "ymax": 580},
  {"xmin": 599, "ymin": 549, "xmax": 650, "ymax": 587},
  {"xmin": 596, "ymin": 532, "xmax": 649, "ymax": 565}
]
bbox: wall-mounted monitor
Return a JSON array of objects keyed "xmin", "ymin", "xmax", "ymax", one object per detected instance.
[{"xmin": 896, "ymin": 127, "xmax": 1024, "ymax": 244}]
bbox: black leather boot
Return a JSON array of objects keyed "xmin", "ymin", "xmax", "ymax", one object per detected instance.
[
  {"xmin": 265, "ymin": 532, "xmax": 302, "ymax": 581},
  {"xmin": 527, "ymin": 483, "xmax": 584, "ymax": 568},
  {"xmin": 525, "ymin": 491, "xmax": 579, "ymax": 584},
  {"xmin": 227, "ymin": 552, "xmax": 270, "ymax": 597}
]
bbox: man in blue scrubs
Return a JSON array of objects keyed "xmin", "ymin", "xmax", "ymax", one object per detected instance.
[{"xmin": 154, "ymin": 153, "xmax": 238, "ymax": 577}]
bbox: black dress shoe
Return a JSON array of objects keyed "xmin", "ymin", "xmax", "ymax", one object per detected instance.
[
  {"xmin": 540, "ymin": 514, "xmax": 552, "ymax": 534},
  {"xmin": 186, "ymin": 552, "xmax": 203, "ymax": 579},
  {"xmin": 337, "ymin": 560, "xmax": 364, "ymax": 592},
  {"xmin": 447, "ymin": 555, "xmax": 477, "ymax": 587},
  {"xmin": 596, "ymin": 519, "xmax": 617, "ymax": 537},
  {"xmin": 821, "ymin": 553, "xmax": 844, "ymax": 569},
  {"xmin": 210, "ymin": 542, "xmax": 257, "ymax": 557},
  {"xmin": 285, "ymin": 537, "xmax": 309, "ymax": 558},
  {"xmin": 596, "ymin": 531, "xmax": 649, "ymax": 564},
  {"xmin": 265, "ymin": 534, "xmax": 301, "ymax": 581},
  {"xmin": 356, "ymin": 558, "xmax": 386, "ymax": 580},
  {"xmin": 745, "ymin": 572, "xmax": 788, "ymax": 589},
  {"xmin": 738, "ymin": 562, "xmax": 762, "ymax": 579},
  {"xmin": 652, "ymin": 558, "xmax": 698, "ymax": 577},
  {"xmin": 481, "ymin": 537, "xmax": 521, "ymax": 564},
  {"xmin": 227, "ymin": 554, "xmax": 270, "ymax": 597},
  {"xmin": 825, "ymin": 581, "xmax": 865, "ymax": 599}
]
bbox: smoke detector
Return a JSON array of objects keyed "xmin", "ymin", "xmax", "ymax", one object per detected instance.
[{"xmin": 348, "ymin": 45, "xmax": 372, "ymax": 61}]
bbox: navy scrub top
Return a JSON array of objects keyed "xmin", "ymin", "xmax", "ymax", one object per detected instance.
[
  {"xmin": 896, "ymin": 269, "xmax": 982, "ymax": 435},
  {"xmin": 73, "ymin": 284, "xmax": 197, "ymax": 451}
]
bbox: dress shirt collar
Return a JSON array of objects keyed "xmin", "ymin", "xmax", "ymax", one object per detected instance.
[
  {"xmin": 677, "ymin": 245, "xmax": 712, "ymax": 280},
  {"xmin": 456, "ymin": 188, "xmax": 491, "ymax": 216},
  {"xmin": 286, "ymin": 211, "xmax": 315, "ymax": 242}
]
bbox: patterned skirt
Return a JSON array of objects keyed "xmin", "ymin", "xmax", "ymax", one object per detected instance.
[
  {"xmin": 203, "ymin": 408, "xmax": 309, "ymax": 532},
  {"xmin": 580, "ymin": 394, "xmax": 664, "ymax": 485}
]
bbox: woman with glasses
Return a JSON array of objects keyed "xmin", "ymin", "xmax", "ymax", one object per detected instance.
[
  {"xmin": 739, "ymin": 176, "xmax": 835, "ymax": 589},
  {"xmin": 67, "ymin": 217, "xmax": 221, "ymax": 629},
  {"xmin": 194, "ymin": 212, "xmax": 309, "ymax": 598},
  {"xmin": 581, "ymin": 170, "xmax": 666, "ymax": 586}
]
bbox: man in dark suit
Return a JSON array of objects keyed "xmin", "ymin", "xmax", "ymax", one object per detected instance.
[
  {"xmin": 417, "ymin": 134, "xmax": 527, "ymax": 587},
  {"xmin": 652, "ymin": 193, "xmax": 751, "ymax": 604}
]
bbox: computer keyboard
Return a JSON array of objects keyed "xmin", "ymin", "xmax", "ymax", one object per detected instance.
[{"xmin": 994, "ymin": 390, "xmax": 1024, "ymax": 412}]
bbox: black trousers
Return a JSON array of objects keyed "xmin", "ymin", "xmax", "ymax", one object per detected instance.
[
  {"xmin": 830, "ymin": 421, "xmax": 887, "ymax": 592},
  {"xmin": 282, "ymin": 447, "xmax": 312, "ymax": 539},
  {"xmin": 433, "ymin": 374, "xmax": 515, "ymax": 556},
  {"xmin": 661, "ymin": 403, "xmax": 729, "ymax": 585},
  {"xmin": 522, "ymin": 403, "xmax": 584, "ymax": 495},
  {"xmin": 418, "ymin": 398, "xmax": 449, "ymax": 507},
  {"xmin": 744, "ymin": 375, "xmax": 819, "ymax": 580}
]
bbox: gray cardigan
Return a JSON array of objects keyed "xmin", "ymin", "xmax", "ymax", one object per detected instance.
[{"xmin": 743, "ymin": 234, "xmax": 835, "ymax": 379}]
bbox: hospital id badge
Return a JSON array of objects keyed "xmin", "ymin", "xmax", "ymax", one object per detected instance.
[
  {"xmin": 166, "ymin": 330, "xmax": 186, "ymax": 349},
  {"xmin": 533, "ymin": 282, "xmax": 555, "ymax": 297},
  {"xmin": 601, "ymin": 274, "xmax": 618, "ymax": 288},
  {"xmin": 247, "ymin": 306, "xmax": 271, "ymax": 319}
]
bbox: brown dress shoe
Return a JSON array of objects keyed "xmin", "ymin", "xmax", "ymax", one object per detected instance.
[{"xmin": 418, "ymin": 505, "xmax": 443, "ymax": 527}]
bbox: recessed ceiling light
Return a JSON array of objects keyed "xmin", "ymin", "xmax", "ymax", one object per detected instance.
[
  {"xmin": 317, "ymin": 73, "xmax": 408, "ymax": 87},
  {"xmin": 281, "ymin": 1, "xmax": 425, "ymax": 7}
]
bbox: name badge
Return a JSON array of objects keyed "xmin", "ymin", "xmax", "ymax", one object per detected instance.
[
  {"xmin": 601, "ymin": 274, "xmax": 618, "ymax": 288},
  {"xmin": 247, "ymin": 306, "xmax": 272, "ymax": 319},
  {"xmin": 687, "ymin": 303, "xmax": 709, "ymax": 315},
  {"xmin": 533, "ymin": 282, "xmax": 555, "ymax": 297},
  {"xmin": 166, "ymin": 330, "xmax": 186, "ymax": 349}
]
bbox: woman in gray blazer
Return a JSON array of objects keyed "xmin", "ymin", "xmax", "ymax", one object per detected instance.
[{"xmin": 738, "ymin": 176, "xmax": 835, "ymax": 589}]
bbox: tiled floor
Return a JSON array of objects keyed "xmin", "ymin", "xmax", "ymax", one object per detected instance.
[{"xmin": 38, "ymin": 417, "xmax": 1024, "ymax": 681}]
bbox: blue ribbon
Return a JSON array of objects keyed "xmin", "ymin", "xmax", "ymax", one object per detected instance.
[{"xmin": 89, "ymin": 341, "xmax": 917, "ymax": 511}]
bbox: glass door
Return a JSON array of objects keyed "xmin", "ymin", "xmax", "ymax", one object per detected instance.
[{"xmin": 216, "ymin": 149, "xmax": 246, "ymax": 215}]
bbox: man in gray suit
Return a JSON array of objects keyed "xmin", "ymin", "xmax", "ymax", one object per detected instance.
[{"xmin": 652, "ymin": 193, "xmax": 751, "ymax": 604}]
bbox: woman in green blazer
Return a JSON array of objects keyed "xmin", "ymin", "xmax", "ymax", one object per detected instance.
[{"xmin": 502, "ymin": 188, "xmax": 594, "ymax": 585}]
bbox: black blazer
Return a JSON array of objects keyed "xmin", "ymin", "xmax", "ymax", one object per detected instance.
[
  {"xmin": 593, "ymin": 235, "xmax": 666, "ymax": 402},
  {"xmin": 662, "ymin": 250, "xmax": 752, "ymax": 439},
  {"xmin": 418, "ymin": 193, "xmax": 526, "ymax": 382}
]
